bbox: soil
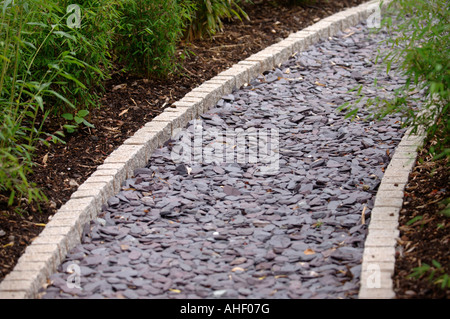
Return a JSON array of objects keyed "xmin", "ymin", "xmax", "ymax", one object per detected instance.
[{"xmin": 1, "ymin": 0, "xmax": 448, "ymax": 299}]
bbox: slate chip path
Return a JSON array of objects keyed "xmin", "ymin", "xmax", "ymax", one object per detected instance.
[{"xmin": 40, "ymin": 22, "xmax": 418, "ymax": 299}]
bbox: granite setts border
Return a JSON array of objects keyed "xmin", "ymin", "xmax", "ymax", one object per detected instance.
[
  {"xmin": 358, "ymin": 128, "xmax": 426, "ymax": 299},
  {"xmin": 0, "ymin": 0, "xmax": 399, "ymax": 299}
]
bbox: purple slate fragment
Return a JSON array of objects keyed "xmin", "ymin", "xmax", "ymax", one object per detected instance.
[{"xmin": 40, "ymin": 22, "xmax": 412, "ymax": 300}]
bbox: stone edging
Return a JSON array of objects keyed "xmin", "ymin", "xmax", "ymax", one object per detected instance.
[
  {"xmin": 0, "ymin": 0, "xmax": 393, "ymax": 299},
  {"xmin": 358, "ymin": 127, "xmax": 426, "ymax": 299}
]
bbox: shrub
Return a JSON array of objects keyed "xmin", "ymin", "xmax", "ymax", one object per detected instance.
[
  {"xmin": 185, "ymin": 0, "xmax": 249, "ymax": 40},
  {"xmin": 338, "ymin": 0, "xmax": 449, "ymax": 160},
  {"xmin": 0, "ymin": 0, "xmax": 119, "ymax": 210},
  {"xmin": 30, "ymin": 0, "xmax": 120, "ymax": 112},
  {"xmin": 114, "ymin": 0, "xmax": 194, "ymax": 77}
]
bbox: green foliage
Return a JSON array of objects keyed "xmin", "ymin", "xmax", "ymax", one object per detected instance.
[
  {"xmin": 115, "ymin": 0, "xmax": 194, "ymax": 77},
  {"xmin": 21, "ymin": 0, "xmax": 120, "ymax": 112},
  {"xmin": 277, "ymin": 0, "xmax": 318, "ymax": 5},
  {"xmin": 185, "ymin": 0, "xmax": 249, "ymax": 40},
  {"xmin": 62, "ymin": 109, "xmax": 94, "ymax": 133},
  {"xmin": 338, "ymin": 0, "xmax": 450, "ymax": 160},
  {"xmin": 0, "ymin": 0, "xmax": 118, "ymax": 209},
  {"xmin": 406, "ymin": 215, "xmax": 423, "ymax": 226},
  {"xmin": 409, "ymin": 260, "xmax": 450, "ymax": 290},
  {"xmin": 438, "ymin": 197, "xmax": 450, "ymax": 218}
]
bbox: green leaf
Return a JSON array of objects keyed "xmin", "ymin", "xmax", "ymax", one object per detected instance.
[
  {"xmin": 77, "ymin": 109, "xmax": 89, "ymax": 118},
  {"xmin": 439, "ymin": 274, "xmax": 449, "ymax": 289},
  {"xmin": 54, "ymin": 131, "xmax": 65, "ymax": 137},
  {"xmin": 34, "ymin": 95, "xmax": 44, "ymax": 112},
  {"xmin": 59, "ymin": 72, "xmax": 87, "ymax": 89},
  {"xmin": 0, "ymin": 54, "xmax": 11, "ymax": 63},
  {"xmin": 432, "ymin": 260, "xmax": 442, "ymax": 269},
  {"xmin": 44, "ymin": 90, "xmax": 76, "ymax": 109},
  {"xmin": 386, "ymin": 60, "xmax": 392, "ymax": 74},
  {"xmin": 53, "ymin": 31, "xmax": 76, "ymax": 41},
  {"xmin": 336, "ymin": 102, "xmax": 350, "ymax": 112},
  {"xmin": 8, "ymin": 189, "xmax": 15, "ymax": 206},
  {"xmin": 82, "ymin": 119, "xmax": 94, "ymax": 128},
  {"xmin": 21, "ymin": 41, "xmax": 36, "ymax": 50},
  {"xmin": 61, "ymin": 113, "xmax": 73, "ymax": 121},
  {"xmin": 63, "ymin": 124, "xmax": 77, "ymax": 133},
  {"xmin": 74, "ymin": 116, "xmax": 83, "ymax": 124},
  {"xmin": 26, "ymin": 22, "xmax": 48, "ymax": 28},
  {"xmin": 344, "ymin": 108, "xmax": 358, "ymax": 120},
  {"xmin": 2, "ymin": 0, "xmax": 12, "ymax": 15},
  {"xmin": 48, "ymin": 63, "xmax": 60, "ymax": 70},
  {"xmin": 406, "ymin": 215, "xmax": 423, "ymax": 225}
]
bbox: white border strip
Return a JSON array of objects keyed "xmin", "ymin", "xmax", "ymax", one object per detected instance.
[
  {"xmin": 0, "ymin": 0, "xmax": 394, "ymax": 299},
  {"xmin": 359, "ymin": 127, "xmax": 426, "ymax": 299}
]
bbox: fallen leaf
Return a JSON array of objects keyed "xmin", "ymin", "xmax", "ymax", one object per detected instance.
[
  {"xmin": 169, "ymin": 288, "xmax": 181, "ymax": 293},
  {"xmin": 34, "ymin": 223, "xmax": 46, "ymax": 227},
  {"xmin": 68, "ymin": 179, "xmax": 79, "ymax": 187},
  {"xmin": 119, "ymin": 108, "xmax": 129, "ymax": 117},
  {"xmin": 230, "ymin": 257, "xmax": 246, "ymax": 265},
  {"xmin": 343, "ymin": 31, "xmax": 355, "ymax": 38},
  {"xmin": 112, "ymin": 83, "xmax": 127, "ymax": 91},
  {"xmin": 231, "ymin": 267, "xmax": 245, "ymax": 272},
  {"xmin": 3, "ymin": 242, "xmax": 14, "ymax": 248},
  {"xmin": 120, "ymin": 244, "xmax": 130, "ymax": 251},
  {"xmin": 315, "ymin": 81, "xmax": 326, "ymax": 87},
  {"xmin": 42, "ymin": 153, "xmax": 48, "ymax": 165},
  {"xmin": 103, "ymin": 126, "xmax": 120, "ymax": 132},
  {"xmin": 304, "ymin": 248, "xmax": 316, "ymax": 255},
  {"xmin": 361, "ymin": 205, "xmax": 367, "ymax": 225}
]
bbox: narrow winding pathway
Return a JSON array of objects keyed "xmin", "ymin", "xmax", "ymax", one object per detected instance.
[{"xmin": 40, "ymin": 21, "xmax": 415, "ymax": 299}]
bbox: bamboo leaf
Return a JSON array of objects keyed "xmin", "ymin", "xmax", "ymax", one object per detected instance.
[
  {"xmin": 53, "ymin": 31, "xmax": 76, "ymax": 41},
  {"xmin": 34, "ymin": 95, "xmax": 44, "ymax": 112}
]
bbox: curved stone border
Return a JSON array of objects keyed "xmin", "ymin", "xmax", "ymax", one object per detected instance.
[
  {"xmin": 0, "ymin": 0, "xmax": 393, "ymax": 299},
  {"xmin": 358, "ymin": 127, "xmax": 426, "ymax": 299}
]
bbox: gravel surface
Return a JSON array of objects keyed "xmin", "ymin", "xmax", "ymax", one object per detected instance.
[{"xmin": 40, "ymin": 22, "xmax": 413, "ymax": 299}]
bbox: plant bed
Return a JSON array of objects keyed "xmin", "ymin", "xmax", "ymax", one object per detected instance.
[{"xmin": 393, "ymin": 121, "xmax": 449, "ymax": 299}]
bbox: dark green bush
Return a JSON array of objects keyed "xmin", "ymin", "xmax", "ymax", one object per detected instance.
[
  {"xmin": 115, "ymin": 0, "xmax": 194, "ymax": 77},
  {"xmin": 30, "ymin": 0, "xmax": 120, "ymax": 111},
  {"xmin": 0, "ymin": 0, "xmax": 119, "ymax": 209},
  {"xmin": 185, "ymin": 0, "xmax": 249, "ymax": 40}
]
